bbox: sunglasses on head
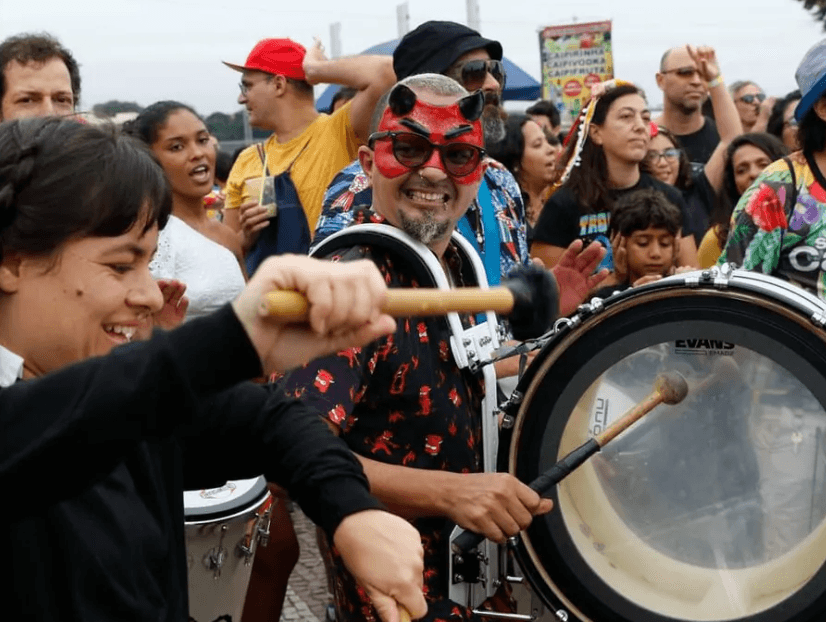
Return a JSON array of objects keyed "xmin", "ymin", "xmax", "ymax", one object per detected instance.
[
  {"xmin": 739, "ymin": 93, "xmax": 766, "ymax": 104},
  {"xmin": 455, "ymin": 59, "xmax": 505, "ymax": 90},
  {"xmin": 368, "ymin": 131, "xmax": 486, "ymax": 177}
]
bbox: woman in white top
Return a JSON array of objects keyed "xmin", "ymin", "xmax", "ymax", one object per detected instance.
[
  {"xmin": 124, "ymin": 102, "xmax": 246, "ymax": 320},
  {"xmin": 125, "ymin": 103, "xmax": 293, "ymax": 621}
]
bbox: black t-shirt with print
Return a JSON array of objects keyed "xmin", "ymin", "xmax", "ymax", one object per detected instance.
[
  {"xmin": 532, "ymin": 172, "xmax": 690, "ymax": 271},
  {"xmin": 682, "ymin": 169, "xmax": 716, "ymax": 246},
  {"xmin": 675, "ymin": 116, "xmax": 720, "ymax": 166}
]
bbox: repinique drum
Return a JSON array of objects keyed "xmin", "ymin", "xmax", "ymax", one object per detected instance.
[
  {"xmin": 184, "ymin": 477, "xmax": 273, "ymax": 622},
  {"xmin": 500, "ymin": 267, "xmax": 826, "ymax": 622}
]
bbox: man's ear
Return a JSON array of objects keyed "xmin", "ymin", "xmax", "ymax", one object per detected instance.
[
  {"xmin": 357, "ymin": 145, "xmax": 375, "ymax": 182},
  {"xmin": 270, "ymin": 74, "xmax": 289, "ymax": 97},
  {"xmin": 655, "ymin": 72, "xmax": 665, "ymax": 91},
  {"xmin": 0, "ymin": 254, "xmax": 22, "ymax": 294}
]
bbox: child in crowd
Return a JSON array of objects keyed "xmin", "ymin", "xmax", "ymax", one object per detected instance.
[{"xmin": 594, "ymin": 188, "xmax": 682, "ymax": 298}]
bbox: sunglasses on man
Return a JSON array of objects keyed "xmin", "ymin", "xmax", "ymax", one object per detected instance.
[
  {"xmin": 660, "ymin": 67, "xmax": 701, "ymax": 79},
  {"xmin": 738, "ymin": 93, "xmax": 766, "ymax": 105},
  {"xmin": 454, "ymin": 59, "xmax": 506, "ymax": 91},
  {"xmin": 368, "ymin": 131, "xmax": 486, "ymax": 177}
]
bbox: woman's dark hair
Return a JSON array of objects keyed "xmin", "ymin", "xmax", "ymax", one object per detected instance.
[
  {"xmin": 766, "ymin": 90, "xmax": 801, "ymax": 140},
  {"xmin": 559, "ymin": 83, "xmax": 643, "ymax": 214},
  {"xmin": 329, "ymin": 86, "xmax": 357, "ymax": 113},
  {"xmin": 486, "ymin": 114, "xmax": 533, "ymax": 177},
  {"xmin": 798, "ymin": 101, "xmax": 826, "ymax": 158},
  {"xmin": 610, "ymin": 187, "xmax": 682, "ymax": 237},
  {"xmin": 0, "ymin": 117, "xmax": 171, "ymax": 263},
  {"xmin": 525, "ymin": 99, "xmax": 561, "ymax": 128},
  {"xmin": 121, "ymin": 100, "xmax": 201, "ymax": 146},
  {"xmin": 710, "ymin": 132, "xmax": 789, "ymax": 249},
  {"xmin": 215, "ymin": 150, "xmax": 234, "ymax": 184},
  {"xmin": 640, "ymin": 125, "xmax": 693, "ymax": 191}
]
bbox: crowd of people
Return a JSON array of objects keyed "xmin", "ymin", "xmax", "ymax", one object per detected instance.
[{"xmin": 2, "ymin": 17, "xmax": 826, "ymax": 622}]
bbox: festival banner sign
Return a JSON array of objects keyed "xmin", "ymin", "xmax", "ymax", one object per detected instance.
[{"xmin": 539, "ymin": 21, "xmax": 613, "ymax": 127}]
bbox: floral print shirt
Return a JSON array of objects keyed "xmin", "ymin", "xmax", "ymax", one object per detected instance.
[
  {"xmin": 719, "ymin": 152, "xmax": 826, "ymax": 300},
  {"xmin": 276, "ymin": 213, "xmax": 488, "ymax": 621},
  {"xmin": 313, "ymin": 159, "xmax": 530, "ymax": 280}
]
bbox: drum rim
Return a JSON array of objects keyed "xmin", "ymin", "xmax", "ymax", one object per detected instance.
[
  {"xmin": 184, "ymin": 476, "xmax": 269, "ymax": 522},
  {"xmin": 505, "ymin": 286, "xmax": 826, "ymax": 622}
]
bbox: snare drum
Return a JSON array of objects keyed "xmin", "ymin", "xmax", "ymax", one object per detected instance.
[
  {"xmin": 184, "ymin": 477, "xmax": 274, "ymax": 622},
  {"xmin": 501, "ymin": 268, "xmax": 826, "ymax": 622}
]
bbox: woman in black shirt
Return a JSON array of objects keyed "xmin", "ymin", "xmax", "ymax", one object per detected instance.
[{"xmin": 531, "ymin": 81, "xmax": 698, "ymax": 273}]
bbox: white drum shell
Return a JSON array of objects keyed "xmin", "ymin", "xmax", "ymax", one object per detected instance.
[{"xmin": 184, "ymin": 477, "xmax": 272, "ymax": 622}]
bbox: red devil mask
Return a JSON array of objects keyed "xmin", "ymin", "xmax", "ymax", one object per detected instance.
[{"xmin": 368, "ymin": 84, "xmax": 486, "ymax": 185}]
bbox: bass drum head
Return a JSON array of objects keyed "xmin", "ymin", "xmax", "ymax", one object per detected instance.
[{"xmin": 505, "ymin": 280, "xmax": 826, "ymax": 622}]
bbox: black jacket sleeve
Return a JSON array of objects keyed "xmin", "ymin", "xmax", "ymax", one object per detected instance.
[
  {"xmin": 0, "ymin": 304, "xmax": 261, "ymax": 499},
  {"xmin": 180, "ymin": 382, "xmax": 384, "ymax": 540}
]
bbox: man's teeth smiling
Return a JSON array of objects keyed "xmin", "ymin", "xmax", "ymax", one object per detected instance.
[
  {"xmin": 105, "ymin": 325, "xmax": 136, "ymax": 342},
  {"xmin": 405, "ymin": 189, "xmax": 448, "ymax": 204}
]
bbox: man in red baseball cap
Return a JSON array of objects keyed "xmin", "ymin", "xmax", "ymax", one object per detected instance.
[{"xmin": 222, "ymin": 37, "xmax": 395, "ymax": 274}]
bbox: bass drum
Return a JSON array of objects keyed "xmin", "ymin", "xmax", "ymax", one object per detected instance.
[{"xmin": 501, "ymin": 268, "xmax": 826, "ymax": 622}]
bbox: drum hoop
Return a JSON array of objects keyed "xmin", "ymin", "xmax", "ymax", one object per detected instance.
[
  {"xmin": 184, "ymin": 477, "xmax": 270, "ymax": 523},
  {"xmin": 511, "ymin": 286, "xmax": 826, "ymax": 446},
  {"xmin": 507, "ymin": 283, "xmax": 826, "ymax": 621}
]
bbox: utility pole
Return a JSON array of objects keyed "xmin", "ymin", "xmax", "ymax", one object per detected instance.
[
  {"xmin": 330, "ymin": 22, "xmax": 342, "ymax": 59},
  {"xmin": 466, "ymin": 0, "xmax": 480, "ymax": 32},
  {"xmin": 397, "ymin": 2, "xmax": 410, "ymax": 37},
  {"xmin": 242, "ymin": 108, "xmax": 253, "ymax": 145}
]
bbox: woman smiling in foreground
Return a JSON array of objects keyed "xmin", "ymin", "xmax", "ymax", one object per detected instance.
[{"xmin": 0, "ymin": 117, "xmax": 426, "ymax": 622}]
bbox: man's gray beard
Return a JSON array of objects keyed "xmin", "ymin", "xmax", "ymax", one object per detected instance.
[
  {"xmin": 483, "ymin": 106, "xmax": 506, "ymax": 145},
  {"xmin": 398, "ymin": 209, "xmax": 451, "ymax": 246}
]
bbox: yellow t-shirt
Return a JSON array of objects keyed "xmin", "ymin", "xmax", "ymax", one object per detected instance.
[
  {"xmin": 224, "ymin": 101, "xmax": 360, "ymax": 232},
  {"xmin": 697, "ymin": 226, "xmax": 723, "ymax": 269}
]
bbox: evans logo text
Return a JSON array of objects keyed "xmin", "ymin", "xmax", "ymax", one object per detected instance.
[{"xmin": 675, "ymin": 339, "xmax": 735, "ymax": 355}]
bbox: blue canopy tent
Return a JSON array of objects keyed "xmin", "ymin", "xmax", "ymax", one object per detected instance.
[{"xmin": 316, "ymin": 39, "xmax": 541, "ymax": 111}]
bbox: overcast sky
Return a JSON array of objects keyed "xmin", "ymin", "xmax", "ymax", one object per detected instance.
[{"xmin": 2, "ymin": 0, "xmax": 824, "ymax": 115}]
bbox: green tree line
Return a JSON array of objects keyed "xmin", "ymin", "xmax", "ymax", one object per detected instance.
[{"xmin": 91, "ymin": 100, "xmax": 269, "ymax": 141}]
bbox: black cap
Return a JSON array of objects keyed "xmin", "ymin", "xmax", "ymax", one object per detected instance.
[{"xmin": 393, "ymin": 21, "xmax": 503, "ymax": 80}]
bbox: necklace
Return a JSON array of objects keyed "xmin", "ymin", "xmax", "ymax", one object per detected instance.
[{"xmin": 469, "ymin": 200, "xmax": 484, "ymax": 249}]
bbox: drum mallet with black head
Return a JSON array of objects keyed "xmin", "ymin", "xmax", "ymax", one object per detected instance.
[
  {"xmin": 452, "ymin": 371, "xmax": 689, "ymax": 554},
  {"xmin": 261, "ymin": 264, "xmax": 559, "ymax": 340}
]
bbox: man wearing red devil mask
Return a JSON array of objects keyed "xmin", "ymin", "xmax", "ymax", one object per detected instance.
[{"xmin": 276, "ymin": 74, "xmax": 606, "ymax": 622}]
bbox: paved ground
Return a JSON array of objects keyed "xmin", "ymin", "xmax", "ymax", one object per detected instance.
[{"xmin": 280, "ymin": 507, "xmax": 330, "ymax": 622}]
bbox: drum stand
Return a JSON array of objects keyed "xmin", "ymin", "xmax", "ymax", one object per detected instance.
[{"xmin": 447, "ymin": 318, "xmax": 571, "ymax": 622}]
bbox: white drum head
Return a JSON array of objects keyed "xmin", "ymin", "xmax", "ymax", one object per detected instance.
[
  {"xmin": 505, "ymin": 275, "xmax": 826, "ymax": 622},
  {"xmin": 184, "ymin": 476, "xmax": 268, "ymax": 522}
]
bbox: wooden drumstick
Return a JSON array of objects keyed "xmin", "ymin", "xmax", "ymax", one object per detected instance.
[
  {"xmin": 260, "ymin": 264, "xmax": 560, "ymax": 341},
  {"xmin": 262, "ymin": 288, "xmax": 518, "ymax": 321},
  {"xmin": 398, "ymin": 605, "xmax": 411, "ymax": 622},
  {"xmin": 452, "ymin": 371, "xmax": 689, "ymax": 554}
]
